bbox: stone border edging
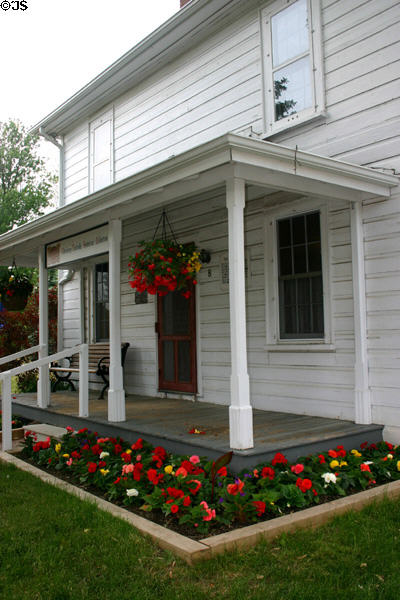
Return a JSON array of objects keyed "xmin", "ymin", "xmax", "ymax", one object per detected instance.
[{"xmin": 2, "ymin": 450, "xmax": 400, "ymax": 564}]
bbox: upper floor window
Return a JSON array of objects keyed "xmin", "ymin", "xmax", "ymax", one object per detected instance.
[
  {"xmin": 89, "ymin": 109, "xmax": 114, "ymax": 193},
  {"xmin": 262, "ymin": 0, "xmax": 325, "ymax": 136}
]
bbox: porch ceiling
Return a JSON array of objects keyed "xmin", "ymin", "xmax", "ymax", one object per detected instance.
[{"xmin": 0, "ymin": 133, "xmax": 397, "ymax": 267}]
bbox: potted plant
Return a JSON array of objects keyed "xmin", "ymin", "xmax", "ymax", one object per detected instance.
[
  {"xmin": 0, "ymin": 267, "xmax": 34, "ymax": 311},
  {"xmin": 128, "ymin": 238, "xmax": 202, "ymax": 298}
]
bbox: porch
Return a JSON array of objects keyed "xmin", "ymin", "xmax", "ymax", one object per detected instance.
[{"xmin": 12, "ymin": 391, "xmax": 382, "ymax": 471}]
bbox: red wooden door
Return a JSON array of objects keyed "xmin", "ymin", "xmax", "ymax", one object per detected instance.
[{"xmin": 157, "ymin": 290, "xmax": 197, "ymax": 393}]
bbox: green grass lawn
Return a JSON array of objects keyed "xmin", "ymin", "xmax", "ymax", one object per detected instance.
[{"xmin": 1, "ymin": 461, "xmax": 400, "ymax": 600}]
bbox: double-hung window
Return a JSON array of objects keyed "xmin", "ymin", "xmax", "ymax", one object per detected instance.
[
  {"xmin": 277, "ymin": 211, "xmax": 323, "ymax": 338},
  {"xmin": 262, "ymin": 0, "xmax": 324, "ymax": 135},
  {"xmin": 265, "ymin": 202, "xmax": 332, "ymax": 348}
]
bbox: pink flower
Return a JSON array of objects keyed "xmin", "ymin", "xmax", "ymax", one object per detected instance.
[
  {"xmin": 200, "ymin": 501, "xmax": 216, "ymax": 521},
  {"xmin": 291, "ymin": 463, "xmax": 304, "ymax": 475},
  {"xmin": 66, "ymin": 458, "xmax": 73, "ymax": 466},
  {"xmin": 122, "ymin": 464, "xmax": 135, "ymax": 474},
  {"xmin": 189, "ymin": 455, "xmax": 200, "ymax": 465}
]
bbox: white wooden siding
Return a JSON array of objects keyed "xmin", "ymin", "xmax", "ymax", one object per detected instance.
[{"xmin": 59, "ymin": 0, "xmax": 400, "ymax": 427}]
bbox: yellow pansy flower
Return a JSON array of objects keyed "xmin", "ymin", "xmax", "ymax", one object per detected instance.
[
  {"xmin": 62, "ymin": 453, "xmax": 70, "ymax": 458},
  {"xmin": 164, "ymin": 465, "xmax": 174, "ymax": 474},
  {"xmin": 330, "ymin": 460, "xmax": 339, "ymax": 469},
  {"xmin": 339, "ymin": 461, "xmax": 348, "ymax": 467},
  {"xmin": 351, "ymin": 449, "xmax": 362, "ymax": 457},
  {"xmin": 397, "ymin": 461, "xmax": 400, "ymax": 472},
  {"xmin": 55, "ymin": 443, "xmax": 61, "ymax": 453},
  {"xmin": 125, "ymin": 449, "xmax": 132, "ymax": 454},
  {"xmin": 100, "ymin": 469, "xmax": 109, "ymax": 476}
]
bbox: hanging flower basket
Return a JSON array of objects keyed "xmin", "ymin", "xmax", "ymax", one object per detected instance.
[
  {"xmin": 128, "ymin": 238, "xmax": 201, "ymax": 298},
  {"xmin": 0, "ymin": 269, "xmax": 33, "ymax": 311}
]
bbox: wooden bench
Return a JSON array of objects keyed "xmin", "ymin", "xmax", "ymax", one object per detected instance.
[{"xmin": 50, "ymin": 342, "xmax": 130, "ymax": 399}]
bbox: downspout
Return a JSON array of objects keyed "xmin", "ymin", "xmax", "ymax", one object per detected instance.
[
  {"xmin": 39, "ymin": 127, "xmax": 65, "ymax": 207},
  {"xmin": 39, "ymin": 127, "xmax": 68, "ymax": 351}
]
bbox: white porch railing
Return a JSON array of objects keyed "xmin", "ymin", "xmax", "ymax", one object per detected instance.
[
  {"xmin": 0, "ymin": 344, "xmax": 88, "ymax": 452},
  {"xmin": 0, "ymin": 344, "xmax": 44, "ymax": 367}
]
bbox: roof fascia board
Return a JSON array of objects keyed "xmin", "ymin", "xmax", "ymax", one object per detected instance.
[{"xmin": 0, "ymin": 134, "xmax": 397, "ymax": 254}]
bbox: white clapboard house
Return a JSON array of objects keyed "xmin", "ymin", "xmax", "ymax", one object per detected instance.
[{"xmin": 1, "ymin": 0, "xmax": 399, "ymax": 452}]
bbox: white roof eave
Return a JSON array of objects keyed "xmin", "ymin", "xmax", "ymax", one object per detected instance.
[{"xmin": 0, "ymin": 134, "xmax": 397, "ymax": 266}]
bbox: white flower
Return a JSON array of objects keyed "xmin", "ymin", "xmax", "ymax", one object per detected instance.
[
  {"xmin": 364, "ymin": 461, "xmax": 373, "ymax": 465},
  {"xmin": 126, "ymin": 488, "xmax": 139, "ymax": 497},
  {"xmin": 321, "ymin": 472, "xmax": 337, "ymax": 485},
  {"xmin": 99, "ymin": 451, "xmax": 109, "ymax": 459}
]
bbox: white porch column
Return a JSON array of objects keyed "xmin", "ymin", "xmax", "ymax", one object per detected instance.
[
  {"xmin": 226, "ymin": 178, "xmax": 254, "ymax": 449},
  {"xmin": 351, "ymin": 201, "xmax": 371, "ymax": 424},
  {"xmin": 38, "ymin": 246, "xmax": 50, "ymax": 408},
  {"xmin": 108, "ymin": 219, "xmax": 125, "ymax": 422}
]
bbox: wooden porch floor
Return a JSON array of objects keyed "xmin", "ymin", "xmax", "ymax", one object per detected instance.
[{"xmin": 12, "ymin": 391, "xmax": 383, "ymax": 471}]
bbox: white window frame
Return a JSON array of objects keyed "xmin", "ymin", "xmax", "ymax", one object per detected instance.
[
  {"xmin": 264, "ymin": 198, "xmax": 334, "ymax": 351},
  {"xmin": 261, "ymin": 0, "xmax": 325, "ymax": 137},
  {"xmin": 89, "ymin": 108, "xmax": 114, "ymax": 193}
]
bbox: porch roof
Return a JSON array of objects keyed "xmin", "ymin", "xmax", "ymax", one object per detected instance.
[{"xmin": 0, "ymin": 133, "xmax": 397, "ymax": 267}]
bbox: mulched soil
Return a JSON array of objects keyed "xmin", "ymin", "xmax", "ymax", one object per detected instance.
[{"xmin": 13, "ymin": 452, "xmax": 377, "ymax": 541}]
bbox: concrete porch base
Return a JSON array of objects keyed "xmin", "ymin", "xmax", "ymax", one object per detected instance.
[{"xmin": 10, "ymin": 392, "xmax": 383, "ymax": 471}]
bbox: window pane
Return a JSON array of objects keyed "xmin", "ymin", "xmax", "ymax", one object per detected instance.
[
  {"xmin": 279, "ymin": 247, "xmax": 293, "ymax": 276},
  {"xmin": 293, "ymin": 244, "xmax": 306, "ymax": 273},
  {"xmin": 311, "ymin": 275, "xmax": 323, "ymax": 302},
  {"xmin": 278, "ymin": 218, "xmax": 291, "ymax": 247},
  {"xmin": 274, "ymin": 56, "xmax": 312, "ymax": 121},
  {"xmin": 306, "ymin": 212, "xmax": 320, "ymax": 242},
  {"xmin": 162, "ymin": 291, "xmax": 190, "ymax": 336},
  {"xmin": 163, "ymin": 341, "xmax": 175, "ymax": 382},
  {"xmin": 178, "ymin": 341, "xmax": 191, "ymax": 383},
  {"xmin": 292, "ymin": 215, "xmax": 306, "ymax": 245},
  {"xmin": 271, "ymin": 0, "xmax": 309, "ymax": 67},
  {"xmin": 308, "ymin": 242, "xmax": 322, "ymax": 271}
]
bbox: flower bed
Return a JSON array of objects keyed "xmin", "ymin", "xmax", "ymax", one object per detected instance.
[{"xmin": 21, "ymin": 428, "xmax": 400, "ymax": 537}]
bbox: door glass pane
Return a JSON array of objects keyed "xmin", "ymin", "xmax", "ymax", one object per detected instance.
[
  {"xmin": 162, "ymin": 291, "xmax": 189, "ymax": 335},
  {"xmin": 163, "ymin": 341, "xmax": 175, "ymax": 382},
  {"xmin": 95, "ymin": 263, "xmax": 109, "ymax": 341},
  {"xmin": 271, "ymin": 0, "xmax": 309, "ymax": 67},
  {"xmin": 178, "ymin": 341, "xmax": 191, "ymax": 382},
  {"xmin": 274, "ymin": 56, "xmax": 312, "ymax": 121}
]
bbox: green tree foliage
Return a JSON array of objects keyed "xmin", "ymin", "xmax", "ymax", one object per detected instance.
[
  {"xmin": 274, "ymin": 77, "xmax": 297, "ymax": 121},
  {"xmin": 0, "ymin": 119, "xmax": 57, "ymax": 235}
]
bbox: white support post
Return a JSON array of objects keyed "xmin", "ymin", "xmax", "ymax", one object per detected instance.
[
  {"xmin": 38, "ymin": 246, "xmax": 50, "ymax": 408},
  {"xmin": 107, "ymin": 219, "xmax": 125, "ymax": 422},
  {"xmin": 1, "ymin": 374, "xmax": 12, "ymax": 451},
  {"xmin": 351, "ymin": 201, "xmax": 372, "ymax": 424},
  {"xmin": 79, "ymin": 343, "xmax": 89, "ymax": 418},
  {"xmin": 226, "ymin": 178, "xmax": 254, "ymax": 450}
]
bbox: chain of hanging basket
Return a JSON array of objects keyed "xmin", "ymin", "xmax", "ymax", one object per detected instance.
[{"xmin": 128, "ymin": 210, "xmax": 202, "ymax": 298}]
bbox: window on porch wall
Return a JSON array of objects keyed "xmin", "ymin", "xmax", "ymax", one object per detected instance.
[{"xmin": 277, "ymin": 211, "xmax": 324, "ymax": 339}]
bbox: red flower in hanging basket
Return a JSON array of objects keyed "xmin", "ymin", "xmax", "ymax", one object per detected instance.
[{"xmin": 128, "ymin": 239, "xmax": 202, "ymax": 298}]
